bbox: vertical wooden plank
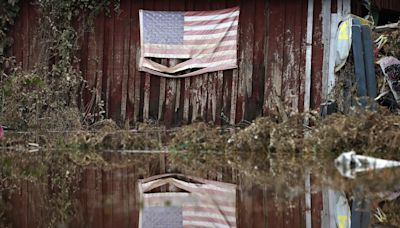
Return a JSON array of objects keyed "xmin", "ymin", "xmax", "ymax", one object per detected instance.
[
  {"xmin": 86, "ymin": 168, "xmax": 96, "ymax": 226},
  {"xmin": 93, "ymin": 168, "xmax": 104, "ymax": 228},
  {"xmin": 28, "ymin": 6, "xmax": 39, "ymax": 69},
  {"xmin": 215, "ymin": 71, "xmax": 224, "ymax": 125},
  {"xmin": 264, "ymin": 0, "xmax": 285, "ymax": 114},
  {"xmin": 252, "ymin": 185, "xmax": 266, "ymax": 228},
  {"xmin": 175, "ymin": 79, "xmax": 181, "ymax": 113},
  {"xmin": 12, "ymin": 1, "xmax": 23, "ymax": 65},
  {"xmin": 267, "ymin": 191, "xmax": 283, "ymax": 228},
  {"xmin": 199, "ymin": 74, "xmax": 209, "ymax": 121},
  {"xmin": 311, "ymin": 192, "xmax": 323, "ymax": 228},
  {"xmin": 103, "ymin": 9, "xmax": 115, "ymax": 118},
  {"xmin": 289, "ymin": 0, "xmax": 304, "ymax": 112},
  {"xmin": 95, "ymin": 13, "xmax": 105, "ymax": 121},
  {"xmin": 143, "ymin": 74, "xmax": 151, "ymax": 121},
  {"xmin": 245, "ymin": 0, "xmax": 266, "ymax": 121},
  {"xmin": 238, "ymin": 0, "xmax": 255, "ymax": 122},
  {"xmin": 78, "ymin": 13, "xmax": 90, "ymax": 112},
  {"xmin": 322, "ymin": 0, "xmax": 332, "ymax": 100},
  {"xmin": 102, "ymin": 168, "xmax": 113, "ymax": 228},
  {"xmin": 191, "ymin": 76, "xmax": 200, "ymax": 122},
  {"xmin": 28, "ymin": 181, "xmax": 45, "ymax": 227},
  {"xmin": 22, "ymin": 180, "xmax": 29, "ymax": 228},
  {"xmin": 305, "ymin": 171, "xmax": 312, "ymax": 228},
  {"xmin": 183, "ymin": 77, "xmax": 191, "ymax": 123},
  {"xmin": 282, "ymin": 0, "xmax": 300, "ymax": 113},
  {"xmin": 205, "ymin": 73, "xmax": 212, "ymax": 122},
  {"xmin": 79, "ymin": 168, "xmax": 89, "ymax": 227},
  {"xmin": 133, "ymin": 1, "xmax": 144, "ymax": 123},
  {"xmin": 327, "ymin": 14, "xmax": 339, "ymax": 100},
  {"xmin": 111, "ymin": 0, "xmax": 130, "ymax": 122},
  {"xmin": 292, "ymin": 195, "xmax": 303, "ymax": 228},
  {"xmin": 165, "ymin": 78, "xmax": 177, "ymax": 126},
  {"xmin": 210, "ymin": 72, "xmax": 217, "ymax": 122},
  {"xmin": 127, "ymin": 0, "xmax": 140, "ymax": 123},
  {"xmin": 112, "ymin": 167, "xmax": 123, "ymax": 227},
  {"xmin": 84, "ymin": 22, "xmax": 98, "ymax": 114},
  {"xmin": 121, "ymin": 167, "xmax": 129, "ymax": 228},
  {"xmin": 22, "ymin": 0, "xmax": 29, "ymax": 70},
  {"xmin": 298, "ymin": 0, "xmax": 308, "ymax": 112},
  {"xmin": 121, "ymin": 0, "xmax": 133, "ymax": 124},
  {"xmin": 127, "ymin": 165, "xmax": 138, "ymax": 228},
  {"xmin": 158, "ymin": 66, "xmax": 167, "ymax": 121},
  {"xmin": 222, "ymin": 71, "xmax": 233, "ymax": 125},
  {"xmin": 165, "ymin": 60, "xmax": 179, "ymax": 127},
  {"xmin": 230, "ymin": 69, "xmax": 238, "ymax": 125},
  {"xmin": 310, "ymin": 0, "xmax": 323, "ymax": 110}
]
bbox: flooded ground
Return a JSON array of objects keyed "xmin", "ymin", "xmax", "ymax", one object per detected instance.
[{"xmin": 1, "ymin": 109, "xmax": 400, "ymax": 227}]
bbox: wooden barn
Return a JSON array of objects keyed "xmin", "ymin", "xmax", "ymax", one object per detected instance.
[
  {"xmin": 4, "ymin": 0, "xmax": 400, "ymax": 228},
  {"xmin": 7, "ymin": 0, "xmax": 400, "ymax": 127},
  {"xmin": 8, "ymin": 0, "xmax": 351, "ymax": 127}
]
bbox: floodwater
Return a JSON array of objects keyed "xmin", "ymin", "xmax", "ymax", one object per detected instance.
[{"xmin": 1, "ymin": 117, "xmax": 400, "ymax": 228}]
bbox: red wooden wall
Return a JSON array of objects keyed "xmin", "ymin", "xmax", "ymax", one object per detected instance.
[
  {"xmin": 374, "ymin": 0, "xmax": 400, "ymax": 11},
  {"xmin": 6, "ymin": 154, "xmax": 323, "ymax": 228},
  {"xmin": 8, "ymin": 0, "xmax": 326, "ymax": 127}
]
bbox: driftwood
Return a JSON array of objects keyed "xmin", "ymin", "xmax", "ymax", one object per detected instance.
[{"xmin": 373, "ymin": 21, "xmax": 400, "ymax": 33}]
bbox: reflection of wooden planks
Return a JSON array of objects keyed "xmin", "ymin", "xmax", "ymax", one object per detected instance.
[{"xmin": 7, "ymin": 153, "xmax": 324, "ymax": 228}]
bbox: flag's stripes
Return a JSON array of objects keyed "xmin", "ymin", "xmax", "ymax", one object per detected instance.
[
  {"xmin": 184, "ymin": 15, "xmax": 238, "ymax": 27},
  {"xmin": 184, "ymin": 20, "xmax": 238, "ymax": 31},
  {"xmin": 142, "ymin": 57, "xmax": 237, "ymax": 73},
  {"xmin": 183, "ymin": 216, "xmax": 236, "ymax": 227},
  {"xmin": 184, "ymin": 9, "xmax": 239, "ymax": 20},
  {"xmin": 143, "ymin": 40, "xmax": 236, "ymax": 51},
  {"xmin": 183, "ymin": 211, "xmax": 236, "ymax": 223},
  {"xmin": 140, "ymin": 62, "xmax": 237, "ymax": 78},
  {"xmin": 141, "ymin": 177, "xmax": 236, "ymax": 194},
  {"xmin": 183, "ymin": 29, "xmax": 237, "ymax": 39},
  {"xmin": 144, "ymin": 45, "xmax": 236, "ymax": 58},
  {"xmin": 144, "ymin": 193, "xmax": 236, "ymax": 207},
  {"xmin": 184, "ymin": 35, "xmax": 236, "ymax": 45},
  {"xmin": 183, "ymin": 205, "xmax": 236, "ymax": 214},
  {"xmin": 183, "ymin": 220, "xmax": 233, "ymax": 228},
  {"xmin": 184, "ymin": 26, "xmax": 238, "ymax": 36},
  {"xmin": 144, "ymin": 50, "xmax": 236, "ymax": 60}
]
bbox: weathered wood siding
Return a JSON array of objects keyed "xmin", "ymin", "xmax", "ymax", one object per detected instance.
[
  {"xmin": 6, "ymin": 154, "xmax": 323, "ymax": 228},
  {"xmin": 374, "ymin": 0, "xmax": 400, "ymax": 11},
  {"xmin": 9, "ymin": 0, "xmax": 328, "ymax": 127}
]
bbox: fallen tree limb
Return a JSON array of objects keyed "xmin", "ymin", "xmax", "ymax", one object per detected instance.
[{"xmin": 373, "ymin": 21, "xmax": 400, "ymax": 32}]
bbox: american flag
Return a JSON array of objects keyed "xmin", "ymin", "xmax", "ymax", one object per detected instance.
[
  {"xmin": 139, "ymin": 7, "xmax": 239, "ymax": 78},
  {"xmin": 138, "ymin": 174, "xmax": 237, "ymax": 228}
]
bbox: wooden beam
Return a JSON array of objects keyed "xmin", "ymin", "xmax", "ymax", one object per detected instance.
[{"xmin": 304, "ymin": 0, "xmax": 314, "ymax": 114}]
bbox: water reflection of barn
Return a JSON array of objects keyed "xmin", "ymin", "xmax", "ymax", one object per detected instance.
[{"xmin": 7, "ymin": 0, "xmax": 400, "ymax": 227}]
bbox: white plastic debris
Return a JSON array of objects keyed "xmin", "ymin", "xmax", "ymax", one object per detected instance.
[{"xmin": 334, "ymin": 150, "xmax": 400, "ymax": 178}]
